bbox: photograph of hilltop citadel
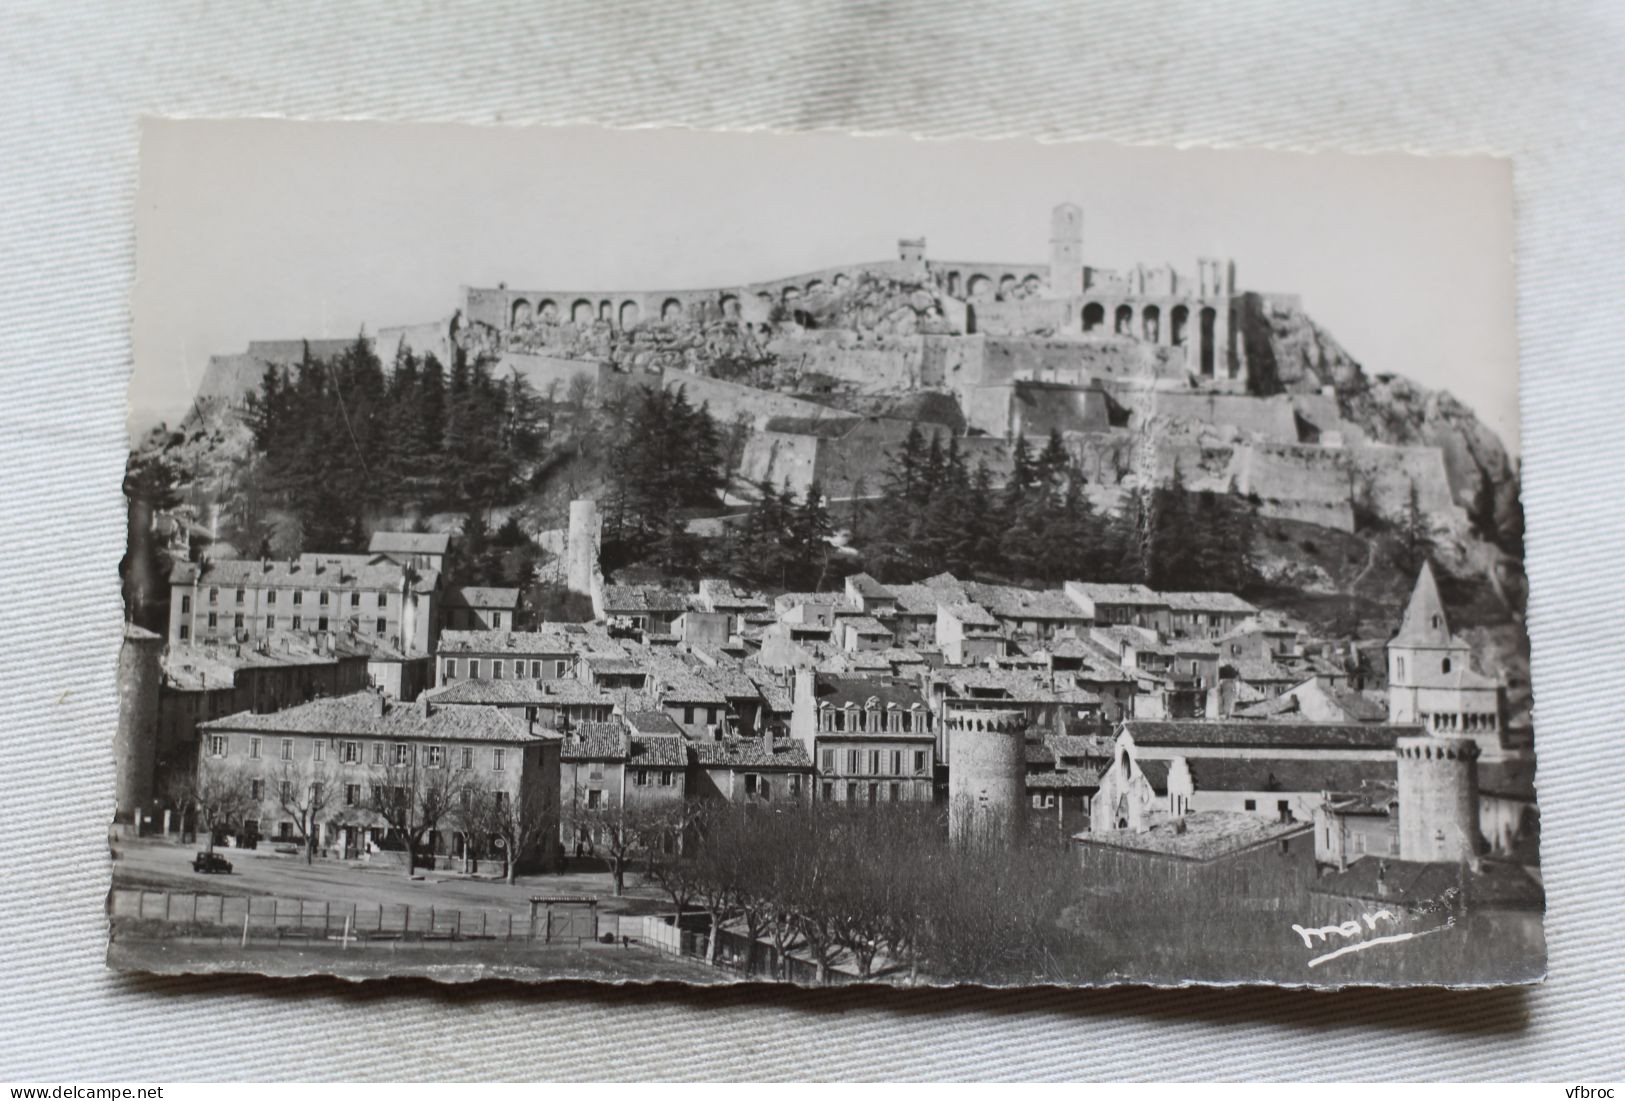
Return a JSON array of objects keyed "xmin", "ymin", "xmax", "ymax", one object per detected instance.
[{"xmin": 113, "ymin": 123, "xmax": 1541, "ymax": 987}]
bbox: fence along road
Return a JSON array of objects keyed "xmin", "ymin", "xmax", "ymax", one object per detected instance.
[{"xmin": 108, "ymin": 887, "xmax": 617, "ymax": 946}]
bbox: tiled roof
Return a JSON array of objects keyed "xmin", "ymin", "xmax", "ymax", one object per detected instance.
[
  {"xmin": 1136, "ymin": 758, "xmax": 1171, "ymax": 794},
  {"xmin": 691, "ymin": 738, "xmax": 813, "ymax": 769},
  {"xmin": 1311, "ymin": 856, "xmax": 1544, "ymax": 911},
  {"xmin": 1047, "ymin": 733, "xmax": 1113, "ymax": 760},
  {"xmin": 624, "ymin": 711, "xmax": 685, "ymax": 737},
  {"xmin": 446, "ymin": 586, "xmax": 521, "ymax": 610},
  {"xmin": 774, "ymin": 591, "xmax": 841, "ymax": 612},
  {"xmin": 428, "ymin": 678, "xmax": 615, "ymax": 707},
  {"xmin": 964, "ymin": 582, "xmax": 1086, "ymax": 621},
  {"xmin": 1066, "ymin": 581, "xmax": 1164, "ymax": 606},
  {"xmin": 943, "ymin": 602, "xmax": 998, "ymax": 628},
  {"xmin": 562, "ymin": 721, "xmax": 629, "ymax": 761},
  {"xmin": 1027, "ymin": 767, "xmax": 1101, "ymax": 790},
  {"xmin": 1025, "ymin": 741, "xmax": 1056, "ymax": 765},
  {"xmin": 697, "ymin": 579, "xmax": 770, "ymax": 611},
  {"xmin": 630, "ymin": 736, "xmax": 689, "ymax": 767},
  {"xmin": 170, "ymin": 556, "xmax": 438, "ymax": 593},
  {"xmin": 1160, "ymin": 591, "xmax": 1258, "ymax": 614},
  {"xmin": 842, "ymin": 616, "xmax": 896, "ymax": 636},
  {"xmin": 431, "ymin": 629, "xmax": 577, "ymax": 655},
  {"xmin": 585, "ymin": 656, "xmax": 649, "ymax": 678},
  {"xmin": 941, "ymin": 667, "xmax": 1060, "ymax": 702},
  {"xmin": 368, "ymin": 531, "xmax": 452, "ymax": 555},
  {"xmin": 602, "ymin": 585, "xmax": 691, "ymax": 613},
  {"xmin": 1185, "ymin": 756, "xmax": 1396, "ymax": 794},
  {"xmin": 1075, "ymin": 812, "xmax": 1312, "ymax": 861},
  {"xmin": 814, "ymin": 674, "xmax": 929, "ymax": 712},
  {"xmin": 200, "ymin": 691, "xmax": 544, "ymax": 743},
  {"xmin": 846, "ymin": 573, "xmax": 894, "ymax": 599},
  {"xmin": 888, "ymin": 583, "xmax": 952, "ymax": 616},
  {"xmin": 1126, "ymin": 720, "xmax": 1417, "ymax": 751},
  {"xmin": 1225, "ymin": 657, "xmax": 1301, "ymax": 683}
]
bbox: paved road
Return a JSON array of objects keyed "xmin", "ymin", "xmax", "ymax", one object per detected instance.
[{"xmin": 112, "ymin": 837, "xmax": 672, "ymax": 917}]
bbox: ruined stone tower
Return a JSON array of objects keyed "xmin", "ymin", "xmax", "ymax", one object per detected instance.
[
  {"xmin": 1396, "ymin": 734, "xmax": 1484, "ymax": 863},
  {"xmin": 1048, "ymin": 202, "xmax": 1083, "ymax": 299},
  {"xmin": 947, "ymin": 708, "xmax": 1028, "ymax": 845},
  {"xmin": 114, "ymin": 624, "xmax": 163, "ymax": 827},
  {"xmin": 567, "ymin": 498, "xmax": 606, "ymax": 616}
]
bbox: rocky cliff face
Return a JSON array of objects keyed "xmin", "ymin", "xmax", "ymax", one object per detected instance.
[{"xmin": 1245, "ymin": 294, "xmax": 1523, "ymax": 556}]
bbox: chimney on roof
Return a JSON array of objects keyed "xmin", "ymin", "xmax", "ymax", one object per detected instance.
[
  {"xmin": 371, "ymin": 690, "xmax": 387, "ymax": 718},
  {"xmin": 1376, "ymin": 860, "xmax": 1389, "ymax": 897},
  {"xmin": 419, "ymin": 694, "xmax": 432, "ymax": 719}
]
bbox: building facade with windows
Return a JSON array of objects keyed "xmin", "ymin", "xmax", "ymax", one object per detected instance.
[
  {"xmin": 790, "ymin": 671, "xmax": 936, "ymax": 804},
  {"xmin": 168, "ymin": 555, "xmax": 439, "ymax": 656},
  {"xmin": 195, "ymin": 690, "xmax": 558, "ymax": 870},
  {"xmin": 558, "ymin": 721, "xmax": 687, "ymax": 850},
  {"xmin": 690, "ymin": 737, "xmax": 813, "ymax": 806},
  {"xmin": 434, "ymin": 629, "xmax": 579, "ymax": 687}
]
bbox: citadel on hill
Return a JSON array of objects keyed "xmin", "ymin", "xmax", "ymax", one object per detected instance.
[
  {"xmin": 189, "ymin": 202, "xmax": 1516, "ymax": 546},
  {"xmin": 117, "ymin": 199, "xmax": 1538, "ymax": 985}
]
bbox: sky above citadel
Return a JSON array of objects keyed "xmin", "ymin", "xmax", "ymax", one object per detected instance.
[{"xmin": 132, "ymin": 119, "xmax": 1519, "ymax": 452}]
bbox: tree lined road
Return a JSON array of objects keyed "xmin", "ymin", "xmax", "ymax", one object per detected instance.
[{"xmin": 112, "ymin": 837, "xmax": 671, "ymax": 917}]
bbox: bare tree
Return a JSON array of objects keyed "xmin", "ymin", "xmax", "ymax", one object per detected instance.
[
  {"xmin": 369, "ymin": 746, "xmax": 470, "ymax": 876},
  {"xmin": 166, "ymin": 757, "xmax": 255, "ymax": 855},
  {"xmin": 640, "ymin": 802, "xmax": 706, "ymax": 926},
  {"xmin": 575, "ymin": 800, "xmax": 659, "ymax": 897},
  {"xmin": 460, "ymin": 784, "xmax": 555, "ymax": 885},
  {"xmin": 275, "ymin": 759, "xmax": 332, "ymax": 865}
]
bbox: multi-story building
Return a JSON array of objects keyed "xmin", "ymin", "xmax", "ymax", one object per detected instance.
[
  {"xmin": 434, "ymin": 629, "xmax": 578, "ymax": 686},
  {"xmin": 156, "ymin": 635, "xmax": 376, "ymax": 794},
  {"xmin": 690, "ymin": 737, "xmax": 814, "ymax": 806},
  {"xmin": 1162, "ymin": 591, "xmax": 1259, "ymax": 639},
  {"xmin": 195, "ymin": 690, "xmax": 559, "ymax": 869},
  {"xmin": 558, "ymin": 720, "xmax": 687, "ymax": 850},
  {"xmin": 1064, "ymin": 581, "xmax": 1169, "ymax": 632},
  {"xmin": 168, "ymin": 555, "xmax": 439, "ymax": 656},
  {"xmin": 790, "ymin": 671, "xmax": 936, "ymax": 804}
]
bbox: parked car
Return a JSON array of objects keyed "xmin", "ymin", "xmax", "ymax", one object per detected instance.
[{"xmin": 192, "ymin": 851, "xmax": 232, "ymax": 874}]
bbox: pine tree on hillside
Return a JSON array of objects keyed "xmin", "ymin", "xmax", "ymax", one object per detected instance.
[
  {"xmin": 791, "ymin": 481, "xmax": 834, "ymax": 591},
  {"xmin": 1036, "ymin": 429, "xmax": 1070, "ymax": 491}
]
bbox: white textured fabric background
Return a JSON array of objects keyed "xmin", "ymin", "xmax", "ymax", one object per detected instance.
[{"xmin": 2, "ymin": 0, "xmax": 1622, "ymax": 1082}]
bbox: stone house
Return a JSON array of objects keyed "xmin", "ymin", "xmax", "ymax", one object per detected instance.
[
  {"xmin": 690, "ymin": 737, "xmax": 814, "ymax": 806},
  {"xmin": 936, "ymin": 602, "xmax": 1006, "ymax": 666},
  {"xmin": 196, "ymin": 690, "xmax": 560, "ymax": 870},
  {"xmin": 426, "ymin": 675, "xmax": 618, "ymax": 733},
  {"xmin": 169, "ymin": 555, "xmax": 439, "ymax": 656},
  {"xmin": 1161, "ymin": 591, "xmax": 1259, "ymax": 639},
  {"xmin": 434, "ymin": 629, "xmax": 578, "ymax": 686},
  {"xmin": 599, "ymin": 584, "xmax": 690, "ymax": 635},
  {"xmin": 790, "ymin": 671, "xmax": 936, "ymax": 804},
  {"xmin": 157, "ymin": 636, "xmax": 374, "ymax": 795},
  {"xmin": 558, "ymin": 720, "xmax": 687, "ymax": 851}
]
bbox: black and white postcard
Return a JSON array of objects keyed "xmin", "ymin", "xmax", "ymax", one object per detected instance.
[{"xmin": 113, "ymin": 121, "xmax": 1541, "ymax": 987}]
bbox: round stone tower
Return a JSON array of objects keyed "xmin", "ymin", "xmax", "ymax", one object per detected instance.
[
  {"xmin": 947, "ymin": 708, "xmax": 1028, "ymax": 845},
  {"xmin": 1395, "ymin": 734, "xmax": 1483, "ymax": 863},
  {"xmin": 115, "ymin": 624, "xmax": 164, "ymax": 827}
]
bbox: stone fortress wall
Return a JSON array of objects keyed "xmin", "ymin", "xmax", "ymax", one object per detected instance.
[{"xmin": 188, "ymin": 201, "xmax": 1471, "ymax": 538}]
